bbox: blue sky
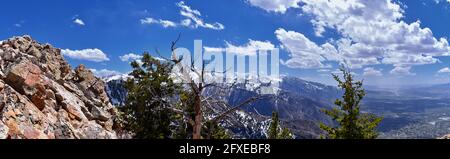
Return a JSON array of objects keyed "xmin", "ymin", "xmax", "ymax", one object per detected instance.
[{"xmin": 2, "ymin": 0, "xmax": 450, "ymax": 87}]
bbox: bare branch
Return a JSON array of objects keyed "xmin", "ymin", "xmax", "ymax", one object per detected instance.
[
  {"xmin": 167, "ymin": 107, "xmax": 184, "ymax": 114},
  {"xmin": 201, "ymin": 96, "xmax": 214, "ymax": 102},
  {"xmin": 171, "ymin": 33, "xmax": 181, "ymax": 52},
  {"xmin": 166, "ymin": 107, "xmax": 195, "ymax": 126},
  {"xmin": 209, "ymin": 96, "xmax": 267, "ymax": 123},
  {"xmin": 170, "ymin": 36, "xmax": 201, "ymax": 94},
  {"xmin": 154, "ymin": 48, "xmax": 172, "ymax": 62}
]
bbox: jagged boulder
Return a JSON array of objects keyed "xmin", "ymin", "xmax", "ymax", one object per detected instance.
[
  {"xmin": 5, "ymin": 59, "xmax": 46, "ymax": 110},
  {"xmin": 0, "ymin": 35, "xmax": 119, "ymax": 139}
]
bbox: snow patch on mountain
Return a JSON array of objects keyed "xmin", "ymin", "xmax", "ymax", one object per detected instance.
[{"xmin": 102, "ymin": 74, "xmax": 130, "ymax": 106}]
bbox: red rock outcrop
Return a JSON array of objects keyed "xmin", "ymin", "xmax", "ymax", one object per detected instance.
[{"xmin": 0, "ymin": 36, "xmax": 117, "ymax": 139}]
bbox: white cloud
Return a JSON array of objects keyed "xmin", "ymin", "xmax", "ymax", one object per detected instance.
[
  {"xmin": 119, "ymin": 53, "xmax": 166, "ymax": 65},
  {"xmin": 14, "ymin": 20, "xmax": 25, "ymax": 28},
  {"xmin": 176, "ymin": 1, "xmax": 201, "ymax": 16},
  {"xmin": 261, "ymin": 0, "xmax": 450, "ymax": 75},
  {"xmin": 153, "ymin": 57, "xmax": 167, "ymax": 61},
  {"xmin": 90, "ymin": 69, "xmax": 123, "ymax": 78},
  {"xmin": 73, "ymin": 18, "xmax": 85, "ymax": 26},
  {"xmin": 247, "ymin": 0, "xmax": 301, "ymax": 13},
  {"xmin": 438, "ymin": 67, "xmax": 450, "ymax": 74},
  {"xmin": 141, "ymin": 1, "xmax": 225, "ymax": 30},
  {"xmin": 176, "ymin": 1, "xmax": 225, "ymax": 30},
  {"xmin": 140, "ymin": 18, "xmax": 177, "ymax": 28},
  {"xmin": 363, "ymin": 67, "xmax": 383, "ymax": 77},
  {"xmin": 204, "ymin": 39, "xmax": 276, "ymax": 56},
  {"xmin": 180, "ymin": 19, "xmax": 192, "ymax": 27},
  {"xmin": 119, "ymin": 53, "xmax": 143, "ymax": 62},
  {"xmin": 331, "ymin": 69, "xmax": 358, "ymax": 76},
  {"xmin": 317, "ymin": 69, "xmax": 331, "ymax": 73},
  {"xmin": 61, "ymin": 48, "xmax": 110, "ymax": 62},
  {"xmin": 390, "ymin": 66, "xmax": 416, "ymax": 76},
  {"xmin": 275, "ymin": 28, "xmax": 337, "ymax": 69}
]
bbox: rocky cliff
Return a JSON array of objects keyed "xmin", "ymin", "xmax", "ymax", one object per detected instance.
[{"xmin": 0, "ymin": 36, "xmax": 118, "ymax": 139}]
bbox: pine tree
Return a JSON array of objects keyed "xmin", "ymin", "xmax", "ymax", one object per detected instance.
[
  {"xmin": 121, "ymin": 53, "xmax": 180, "ymax": 139},
  {"xmin": 173, "ymin": 91, "xmax": 196, "ymax": 139},
  {"xmin": 268, "ymin": 111, "xmax": 293, "ymax": 139},
  {"xmin": 320, "ymin": 66, "xmax": 383, "ymax": 139},
  {"xmin": 205, "ymin": 121, "xmax": 231, "ymax": 139},
  {"xmin": 279, "ymin": 128, "xmax": 293, "ymax": 139},
  {"xmin": 268, "ymin": 112, "xmax": 280, "ymax": 139}
]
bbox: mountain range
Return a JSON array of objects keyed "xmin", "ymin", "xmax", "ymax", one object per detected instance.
[
  {"xmin": 104, "ymin": 74, "xmax": 340, "ymax": 138},
  {"xmin": 104, "ymin": 72, "xmax": 450, "ymax": 139}
]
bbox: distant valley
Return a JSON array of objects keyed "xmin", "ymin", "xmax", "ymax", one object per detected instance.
[{"xmin": 363, "ymin": 85, "xmax": 450, "ymax": 138}]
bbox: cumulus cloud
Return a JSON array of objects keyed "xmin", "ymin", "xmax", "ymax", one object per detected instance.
[
  {"xmin": 363, "ymin": 67, "xmax": 383, "ymax": 77},
  {"xmin": 247, "ymin": 0, "xmax": 301, "ymax": 13},
  {"xmin": 73, "ymin": 18, "xmax": 85, "ymax": 26},
  {"xmin": 61, "ymin": 48, "xmax": 110, "ymax": 62},
  {"xmin": 90, "ymin": 69, "xmax": 123, "ymax": 78},
  {"xmin": 119, "ymin": 53, "xmax": 143, "ymax": 62},
  {"xmin": 438, "ymin": 67, "xmax": 450, "ymax": 74},
  {"xmin": 255, "ymin": 0, "xmax": 450, "ymax": 75},
  {"xmin": 275, "ymin": 28, "xmax": 337, "ymax": 69},
  {"xmin": 119, "ymin": 53, "xmax": 166, "ymax": 65},
  {"xmin": 204, "ymin": 39, "xmax": 276, "ymax": 56},
  {"xmin": 390, "ymin": 66, "xmax": 416, "ymax": 76},
  {"xmin": 141, "ymin": 1, "xmax": 224, "ymax": 30}
]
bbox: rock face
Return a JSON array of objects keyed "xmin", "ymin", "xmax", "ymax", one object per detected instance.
[{"xmin": 0, "ymin": 36, "xmax": 117, "ymax": 139}]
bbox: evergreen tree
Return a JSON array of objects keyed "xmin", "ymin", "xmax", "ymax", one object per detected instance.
[
  {"xmin": 173, "ymin": 91, "xmax": 195, "ymax": 139},
  {"xmin": 320, "ymin": 67, "xmax": 383, "ymax": 139},
  {"xmin": 121, "ymin": 53, "xmax": 180, "ymax": 139},
  {"xmin": 268, "ymin": 111, "xmax": 293, "ymax": 139},
  {"xmin": 279, "ymin": 128, "xmax": 293, "ymax": 139},
  {"xmin": 268, "ymin": 112, "xmax": 280, "ymax": 139},
  {"xmin": 205, "ymin": 121, "xmax": 231, "ymax": 139}
]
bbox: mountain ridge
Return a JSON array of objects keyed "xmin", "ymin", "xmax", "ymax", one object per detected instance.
[{"xmin": 103, "ymin": 74, "xmax": 339, "ymax": 138}]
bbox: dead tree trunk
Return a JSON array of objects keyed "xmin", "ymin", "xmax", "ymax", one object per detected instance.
[{"xmin": 192, "ymin": 84, "xmax": 203, "ymax": 139}]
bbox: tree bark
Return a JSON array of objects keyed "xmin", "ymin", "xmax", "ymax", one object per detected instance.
[{"xmin": 192, "ymin": 84, "xmax": 203, "ymax": 139}]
